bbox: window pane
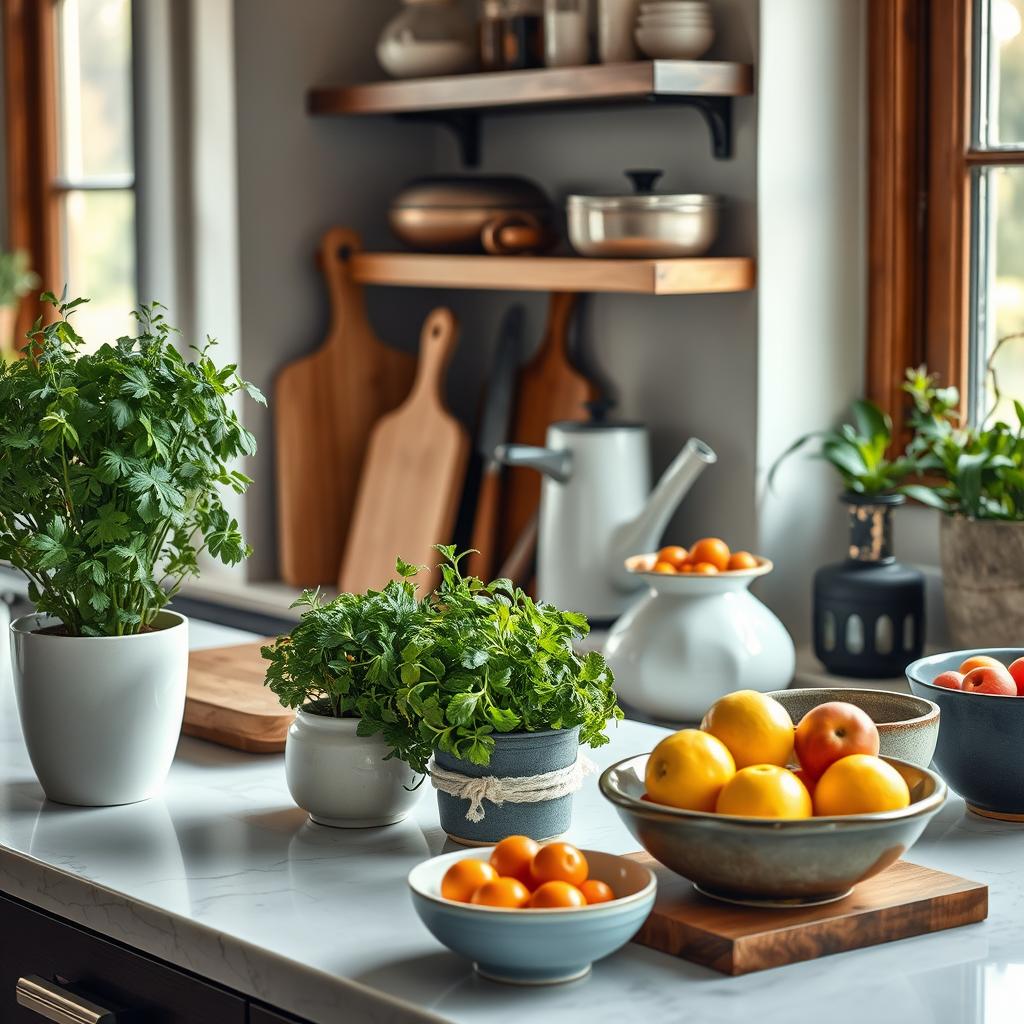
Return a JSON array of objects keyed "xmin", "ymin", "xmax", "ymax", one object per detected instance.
[
  {"xmin": 62, "ymin": 190, "xmax": 137, "ymax": 346},
  {"xmin": 56, "ymin": 0, "xmax": 133, "ymax": 180}
]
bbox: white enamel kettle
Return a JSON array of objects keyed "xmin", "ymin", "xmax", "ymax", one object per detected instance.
[{"xmin": 497, "ymin": 422, "xmax": 716, "ymax": 620}]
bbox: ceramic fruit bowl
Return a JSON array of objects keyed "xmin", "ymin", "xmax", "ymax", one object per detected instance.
[
  {"xmin": 907, "ymin": 648, "xmax": 1024, "ymax": 820},
  {"xmin": 600, "ymin": 753, "xmax": 945, "ymax": 908},
  {"xmin": 767, "ymin": 688, "xmax": 940, "ymax": 769},
  {"xmin": 408, "ymin": 848, "xmax": 656, "ymax": 984}
]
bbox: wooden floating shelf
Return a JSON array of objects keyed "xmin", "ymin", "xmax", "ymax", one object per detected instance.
[
  {"xmin": 349, "ymin": 252, "xmax": 755, "ymax": 295},
  {"xmin": 309, "ymin": 60, "xmax": 753, "ymax": 116}
]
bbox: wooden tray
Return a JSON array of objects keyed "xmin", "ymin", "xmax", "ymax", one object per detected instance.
[
  {"xmin": 628, "ymin": 854, "xmax": 988, "ymax": 975},
  {"xmin": 184, "ymin": 641, "xmax": 293, "ymax": 754}
]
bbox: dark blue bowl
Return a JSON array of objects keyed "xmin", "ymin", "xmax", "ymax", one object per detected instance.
[{"xmin": 906, "ymin": 648, "xmax": 1024, "ymax": 821}]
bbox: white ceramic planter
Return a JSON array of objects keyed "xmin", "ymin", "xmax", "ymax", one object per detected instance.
[
  {"xmin": 9, "ymin": 611, "xmax": 188, "ymax": 806},
  {"xmin": 285, "ymin": 706, "xmax": 424, "ymax": 828},
  {"xmin": 605, "ymin": 558, "xmax": 795, "ymax": 721}
]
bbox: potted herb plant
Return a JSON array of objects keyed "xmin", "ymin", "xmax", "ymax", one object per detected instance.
[
  {"xmin": 263, "ymin": 548, "xmax": 623, "ymax": 842},
  {"xmin": 772, "ymin": 400, "xmax": 926, "ymax": 677},
  {"xmin": 0, "ymin": 250, "xmax": 39, "ymax": 360},
  {"xmin": 0, "ymin": 295, "xmax": 263, "ymax": 806}
]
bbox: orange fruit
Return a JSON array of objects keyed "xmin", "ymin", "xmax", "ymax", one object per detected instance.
[
  {"xmin": 813, "ymin": 754, "xmax": 911, "ymax": 816},
  {"xmin": 701, "ymin": 690, "xmax": 794, "ymax": 769},
  {"xmin": 471, "ymin": 877, "xmax": 531, "ymax": 908},
  {"xmin": 652, "ymin": 560, "xmax": 677, "ymax": 574},
  {"xmin": 958, "ymin": 655, "xmax": 1006, "ymax": 675},
  {"xmin": 727, "ymin": 551, "xmax": 758, "ymax": 571},
  {"xmin": 715, "ymin": 764, "xmax": 812, "ymax": 818},
  {"xmin": 529, "ymin": 881, "xmax": 586, "ymax": 908},
  {"xmin": 645, "ymin": 729, "xmax": 736, "ymax": 811},
  {"xmin": 580, "ymin": 879, "xmax": 615, "ymax": 905},
  {"xmin": 441, "ymin": 859, "xmax": 498, "ymax": 903},
  {"xmin": 531, "ymin": 842, "xmax": 588, "ymax": 888},
  {"xmin": 688, "ymin": 538, "xmax": 731, "ymax": 572},
  {"xmin": 658, "ymin": 545, "xmax": 689, "ymax": 569},
  {"xmin": 692, "ymin": 562, "xmax": 719, "ymax": 574},
  {"xmin": 680, "ymin": 564, "xmax": 695, "ymax": 573},
  {"xmin": 489, "ymin": 835, "xmax": 540, "ymax": 888}
]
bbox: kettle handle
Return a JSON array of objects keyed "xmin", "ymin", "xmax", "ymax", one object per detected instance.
[{"xmin": 494, "ymin": 444, "xmax": 572, "ymax": 483}]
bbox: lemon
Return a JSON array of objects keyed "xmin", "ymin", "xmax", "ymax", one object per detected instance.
[
  {"xmin": 645, "ymin": 729, "xmax": 736, "ymax": 812},
  {"xmin": 813, "ymin": 754, "xmax": 911, "ymax": 816},
  {"xmin": 715, "ymin": 764, "xmax": 812, "ymax": 818},
  {"xmin": 701, "ymin": 690, "xmax": 794, "ymax": 769}
]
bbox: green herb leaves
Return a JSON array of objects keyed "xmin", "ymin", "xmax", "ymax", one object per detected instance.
[
  {"xmin": 0, "ymin": 295, "xmax": 264, "ymax": 635},
  {"xmin": 261, "ymin": 547, "xmax": 623, "ymax": 773}
]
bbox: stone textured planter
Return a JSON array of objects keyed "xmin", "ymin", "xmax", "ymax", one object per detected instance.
[{"xmin": 941, "ymin": 515, "xmax": 1024, "ymax": 648}]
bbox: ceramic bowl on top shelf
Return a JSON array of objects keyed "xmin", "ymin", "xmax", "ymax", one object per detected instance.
[
  {"xmin": 408, "ymin": 848, "xmax": 657, "ymax": 984},
  {"xmin": 600, "ymin": 753, "xmax": 946, "ymax": 907},
  {"xmin": 635, "ymin": 1, "xmax": 714, "ymax": 59},
  {"xmin": 767, "ymin": 688, "xmax": 940, "ymax": 769},
  {"xmin": 907, "ymin": 648, "xmax": 1024, "ymax": 821},
  {"xmin": 605, "ymin": 555, "xmax": 795, "ymax": 723}
]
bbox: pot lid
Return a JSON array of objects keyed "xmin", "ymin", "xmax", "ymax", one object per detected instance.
[
  {"xmin": 567, "ymin": 169, "xmax": 719, "ymax": 211},
  {"xmin": 393, "ymin": 175, "xmax": 552, "ymax": 210}
]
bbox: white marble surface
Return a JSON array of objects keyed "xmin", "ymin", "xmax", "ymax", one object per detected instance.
[{"xmin": 0, "ymin": 623, "xmax": 1022, "ymax": 1023}]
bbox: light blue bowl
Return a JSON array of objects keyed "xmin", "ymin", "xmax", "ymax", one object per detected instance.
[{"xmin": 408, "ymin": 847, "xmax": 657, "ymax": 985}]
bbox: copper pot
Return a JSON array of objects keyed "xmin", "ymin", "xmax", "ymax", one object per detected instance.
[{"xmin": 389, "ymin": 176, "xmax": 556, "ymax": 255}]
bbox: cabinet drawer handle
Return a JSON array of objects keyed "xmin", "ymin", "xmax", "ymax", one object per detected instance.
[{"xmin": 16, "ymin": 976, "xmax": 117, "ymax": 1023}]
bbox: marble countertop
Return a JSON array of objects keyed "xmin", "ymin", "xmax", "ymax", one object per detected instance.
[{"xmin": 0, "ymin": 623, "xmax": 1021, "ymax": 1024}]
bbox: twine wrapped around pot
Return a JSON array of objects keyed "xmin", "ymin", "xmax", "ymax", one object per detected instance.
[{"xmin": 428, "ymin": 754, "xmax": 596, "ymax": 822}]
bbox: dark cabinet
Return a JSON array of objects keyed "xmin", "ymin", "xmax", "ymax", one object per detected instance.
[
  {"xmin": 250, "ymin": 1007, "xmax": 308, "ymax": 1024},
  {"xmin": 0, "ymin": 892, "xmax": 246, "ymax": 1023}
]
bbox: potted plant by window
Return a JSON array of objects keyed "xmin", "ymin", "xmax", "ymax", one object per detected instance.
[
  {"xmin": 0, "ymin": 295, "xmax": 263, "ymax": 806},
  {"xmin": 902, "ymin": 360, "xmax": 1024, "ymax": 647},
  {"xmin": 263, "ymin": 548, "xmax": 623, "ymax": 842},
  {"xmin": 0, "ymin": 250, "xmax": 39, "ymax": 360},
  {"xmin": 773, "ymin": 400, "xmax": 926, "ymax": 677}
]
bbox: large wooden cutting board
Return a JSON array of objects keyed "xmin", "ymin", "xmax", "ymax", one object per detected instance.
[
  {"xmin": 339, "ymin": 308, "xmax": 470, "ymax": 594},
  {"xmin": 184, "ymin": 641, "xmax": 293, "ymax": 753},
  {"xmin": 275, "ymin": 228, "xmax": 416, "ymax": 587},
  {"xmin": 629, "ymin": 854, "xmax": 988, "ymax": 976}
]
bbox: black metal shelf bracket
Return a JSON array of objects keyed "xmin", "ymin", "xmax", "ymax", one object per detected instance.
[
  {"xmin": 397, "ymin": 111, "xmax": 482, "ymax": 167},
  {"xmin": 652, "ymin": 94, "xmax": 734, "ymax": 160}
]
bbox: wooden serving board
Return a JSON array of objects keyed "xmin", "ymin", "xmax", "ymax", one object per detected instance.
[
  {"xmin": 183, "ymin": 641, "xmax": 293, "ymax": 754},
  {"xmin": 628, "ymin": 855, "xmax": 988, "ymax": 976}
]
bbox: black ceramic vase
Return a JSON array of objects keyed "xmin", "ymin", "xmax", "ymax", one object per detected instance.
[{"xmin": 813, "ymin": 493, "xmax": 925, "ymax": 678}]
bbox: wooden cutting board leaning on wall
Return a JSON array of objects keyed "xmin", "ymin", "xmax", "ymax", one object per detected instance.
[
  {"xmin": 274, "ymin": 227, "xmax": 416, "ymax": 587},
  {"xmin": 339, "ymin": 307, "xmax": 470, "ymax": 595}
]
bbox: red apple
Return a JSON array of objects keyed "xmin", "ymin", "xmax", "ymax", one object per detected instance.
[
  {"xmin": 1008, "ymin": 657, "xmax": 1024, "ymax": 696},
  {"xmin": 962, "ymin": 666, "xmax": 1017, "ymax": 696},
  {"xmin": 794, "ymin": 702, "xmax": 880, "ymax": 779},
  {"xmin": 793, "ymin": 767, "xmax": 817, "ymax": 797},
  {"xmin": 932, "ymin": 670, "xmax": 965, "ymax": 691}
]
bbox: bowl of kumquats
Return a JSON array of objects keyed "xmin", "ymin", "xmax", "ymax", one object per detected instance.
[
  {"xmin": 407, "ymin": 837, "xmax": 657, "ymax": 985},
  {"xmin": 626, "ymin": 537, "xmax": 770, "ymax": 578}
]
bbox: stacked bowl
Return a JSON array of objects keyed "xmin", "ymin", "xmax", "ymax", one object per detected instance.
[{"xmin": 636, "ymin": 1, "xmax": 715, "ymax": 60}]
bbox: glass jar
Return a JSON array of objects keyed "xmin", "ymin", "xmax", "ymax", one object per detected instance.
[
  {"xmin": 543, "ymin": 0, "xmax": 589, "ymax": 67},
  {"xmin": 377, "ymin": 0, "xmax": 477, "ymax": 80},
  {"xmin": 503, "ymin": 0, "xmax": 545, "ymax": 69},
  {"xmin": 479, "ymin": 0, "xmax": 508, "ymax": 71}
]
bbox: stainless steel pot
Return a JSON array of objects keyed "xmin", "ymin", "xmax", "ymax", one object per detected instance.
[
  {"xmin": 567, "ymin": 169, "xmax": 719, "ymax": 258},
  {"xmin": 389, "ymin": 175, "xmax": 556, "ymax": 255}
]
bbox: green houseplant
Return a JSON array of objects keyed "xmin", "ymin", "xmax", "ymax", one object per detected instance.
[
  {"xmin": 2, "ymin": 294, "xmax": 265, "ymax": 806},
  {"xmin": 263, "ymin": 547, "xmax": 622, "ymax": 837}
]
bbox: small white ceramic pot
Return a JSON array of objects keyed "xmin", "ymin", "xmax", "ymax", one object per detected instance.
[
  {"xmin": 285, "ymin": 705, "xmax": 424, "ymax": 828},
  {"xmin": 9, "ymin": 611, "xmax": 189, "ymax": 807},
  {"xmin": 606, "ymin": 557, "xmax": 795, "ymax": 722}
]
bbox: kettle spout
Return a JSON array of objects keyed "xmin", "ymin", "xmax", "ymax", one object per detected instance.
[
  {"xmin": 609, "ymin": 438, "xmax": 717, "ymax": 588},
  {"xmin": 495, "ymin": 444, "xmax": 572, "ymax": 482}
]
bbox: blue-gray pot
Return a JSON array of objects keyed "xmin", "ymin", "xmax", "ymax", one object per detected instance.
[{"xmin": 434, "ymin": 727, "xmax": 580, "ymax": 846}]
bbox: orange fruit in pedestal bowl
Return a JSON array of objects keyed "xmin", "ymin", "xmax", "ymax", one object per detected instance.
[
  {"xmin": 688, "ymin": 538, "xmax": 731, "ymax": 572},
  {"xmin": 658, "ymin": 545, "xmax": 689, "ymax": 570},
  {"xmin": 727, "ymin": 551, "xmax": 759, "ymax": 571}
]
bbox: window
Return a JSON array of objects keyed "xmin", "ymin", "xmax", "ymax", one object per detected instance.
[{"xmin": 3, "ymin": 0, "xmax": 137, "ymax": 345}]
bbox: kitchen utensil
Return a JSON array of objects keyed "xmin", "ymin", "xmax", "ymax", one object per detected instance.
[
  {"xmin": 339, "ymin": 308, "xmax": 470, "ymax": 595},
  {"xmin": 468, "ymin": 306, "xmax": 525, "ymax": 580},
  {"xmin": 601, "ymin": 753, "xmax": 947, "ymax": 907},
  {"xmin": 408, "ymin": 847, "xmax": 657, "ymax": 985},
  {"xmin": 497, "ymin": 292, "xmax": 596, "ymax": 569},
  {"xmin": 183, "ymin": 641, "xmax": 292, "ymax": 753},
  {"xmin": 607, "ymin": 555, "xmax": 795, "ymax": 720},
  {"xmin": 568, "ymin": 170, "xmax": 720, "ymax": 258},
  {"xmin": 630, "ymin": 854, "xmax": 986, "ymax": 976},
  {"xmin": 275, "ymin": 228, "xmax": 415, "ymax": 587},
  {"xmin": 389, "ymin": 176, "xmax": 556, "ymax": 255},
  {"xmin": 635, "ymin": 14, "xmax": 713, "ymax": 58},
  {"xmin": 598, "ymin": 0, "xmax": 640, "ymax": 62},
  {"xmin": 907, "ymin": 647, "xmax": 1024, "ymax": 820},
  {"xmin": 377, "ymin": 0, "xmax": 477, "ymax": 78},
  {"xmin": 544, "ymin": 0, "xmax": 589, "ymax": 67},
  {"xmin": 497, "ymin": 431, "xmax": 716, "ymax": 621},
  {"xmin": 768, "ymin": 687, "xmax": 940, "ymax": 769}
]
